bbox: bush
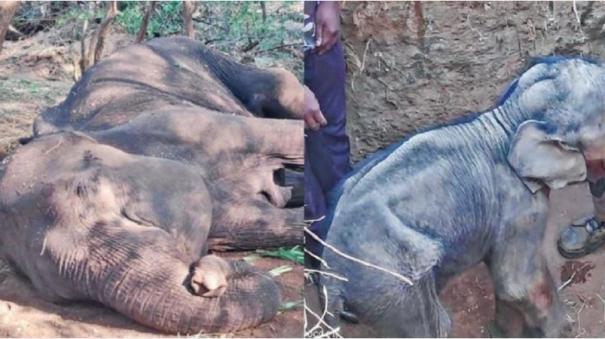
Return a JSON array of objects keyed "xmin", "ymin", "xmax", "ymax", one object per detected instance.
[{"xmin": 116, "ymin": 1, "xmax": 183, "ymax": 38}]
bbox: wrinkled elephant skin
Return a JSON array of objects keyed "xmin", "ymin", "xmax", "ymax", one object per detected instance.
[
  {"xmin": 0, "ymin": 37, "xmax": 304, "ymax": 334},
  {"xmin": 319, "ymin": 57, "xmax": 605, "ymax": 337}
]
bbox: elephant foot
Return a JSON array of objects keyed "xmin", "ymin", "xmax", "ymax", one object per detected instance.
[
  {"xmin": 487, "ymin": 320, "xmax": 561, "ymax": 338},
  {"xmin": 487, "ymin": 321, "xmax": 506, "ymax": 338},
  {"xmin": 190, "ymin": 255, "xmax": 232, "ymax": 297}
]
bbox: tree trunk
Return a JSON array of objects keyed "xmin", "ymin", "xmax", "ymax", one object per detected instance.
[
  {"xmin": 90, "ymin": 0, "xmax": 118, "ymax": 65},
  {"xmin": 136, "ymin": 1, "xmax": 156, "ymax": 43},
  {"xmin": 0, "ymin": 1, "xmax": 20, "ymax": 54},
  {"xmin": 260, "ymin": 1, "xmax": 266, "ymax": 22},
  {"xmin": 182, "ymin": 1, "xmax": 195, "ymax": 38},
  {"xmin": 79, "ymin": 19, "xmax": 89, "ymax": 76},
  {"xmin": 79, "ymin": 1, "xmax": 117, "ymax": 72}
]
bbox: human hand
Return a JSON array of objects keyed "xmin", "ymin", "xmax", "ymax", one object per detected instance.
[
  {"xmin": 304, "ymin": 86, "xmax": 327, "ymax": 130},
  {"xmin": 315, "ymin": 1, "xmax": 341, "ymax": 55}
]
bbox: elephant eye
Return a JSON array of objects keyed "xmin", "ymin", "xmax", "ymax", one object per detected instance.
[{"xmin": 556, "ymin": 139, "xmax": 579, "ymax": 152}]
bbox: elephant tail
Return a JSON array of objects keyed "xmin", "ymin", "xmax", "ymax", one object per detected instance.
[{"xmin": 68, "ymin": 225, "xmax": 280, "ymax": 334}]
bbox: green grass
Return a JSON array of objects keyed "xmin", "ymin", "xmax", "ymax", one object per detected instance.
[
  {"xmin": 0, "ymin": 79, "xmax": 43, "ymax": 101},
  {"xmin": 116, "ymin": 2, "xmax": 302, "ymax": 56},
  {"xmin": 116, "ymin": 1, "xmax": 183, "ymax": 38},
  {"xmin": 269, "ymin": 265, "xmax": 292, "ymax": 277},
  {"xmin": 279, "ymin": 300, "xmax": 303, "ymax": 312},
  {"xmin": 257, "ymin": 245, "xmax": 304, "ymax": 265},
  {"xmin": 18, "ymin": 79, "xmax": 41, "ymax": 95},
  {"xmin": 55, "ymin": 5, "xmax": 104, "ymax": 27}
]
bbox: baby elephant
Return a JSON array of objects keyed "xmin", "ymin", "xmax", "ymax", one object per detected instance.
[{"xmin": 318, "ymin": 56, "xmax": 605, "ymax": 337}]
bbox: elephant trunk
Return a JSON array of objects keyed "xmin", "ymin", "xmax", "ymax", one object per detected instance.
[{"xmin": 76, "ymin": 226, "xmax": 280, "ymax": 334}]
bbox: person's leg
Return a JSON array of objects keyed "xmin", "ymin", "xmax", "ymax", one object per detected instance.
[
  {"xmin": 304, "ymin": 41, "xmax": 351, "ymax": 183},
  {"xmin": 303, "ymin": 3, "xmax": 351, "ymax": 266},
  {"xmin": 558, "ymin": 161, "xmax": 605, "ymax": 258}
]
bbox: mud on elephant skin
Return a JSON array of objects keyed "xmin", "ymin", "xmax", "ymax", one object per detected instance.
[
  {"xmin": 0, "ymin": 37, "xmax": 305, "ymax": 334},
  {"xmin": 318, "ymin": 56, "xmax": 605, "ymax": 337}
]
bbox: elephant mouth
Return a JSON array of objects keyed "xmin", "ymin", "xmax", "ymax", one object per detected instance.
[
  {"xmin": 586, "ymin": 159, "xmax": 605, "ymax": 182},
  {"xmin": 274, "ymin": 166, "xmax": 304, "ymax": 208},
  {"xmin": 584, "ymin": 147, "xmax": 605, "ymax": 162}
]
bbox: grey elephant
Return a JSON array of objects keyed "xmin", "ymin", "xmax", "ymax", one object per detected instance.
[
  {"xmin": 0, "ymin": 37, "xmax": 305, "ymax": 334},
  {"xmin": 318, "ymin": 56, "xmax": 605, "ymax": 337}
]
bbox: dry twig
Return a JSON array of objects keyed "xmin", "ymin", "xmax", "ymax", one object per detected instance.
[
  {"xmin": 304, "ymin": 285, "xmax": 342, "ymax": 338},
  {"xmin": 596, "ymin": 293, "xmax": 605, "ymax": 323},
  {"xmin": 575, "ymin": 299, "xmax": 586, "ymax": 337},
  {"xmin": 304, "ymin": 228, "xmax": 413, "ymax": 285},
  {"xmin": 304, "ymin": 269, "xmax": 348, "ymax": 282},
  {"xmin": 359, "ymin": 38, "xmax": 372, "ymax": 73},
  {"xmin": 304, "ymin": 248, "xmax": 331, "ymax": 269},
  {"xmin": 558, "ymin": 271, "xmax": 576, "ymax": 291}
]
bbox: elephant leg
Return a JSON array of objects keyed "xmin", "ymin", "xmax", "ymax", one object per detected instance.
[
  {"xmin": 487, "ymin": 231, "xmax": 565, "ymax": 337},
  {"xmin": 207, "ymin": 198, "xmax": 303, "ymax": 251},
  {"xmin": 43, "ymin": 217, "xmax": 280, "ymax": 334},
  {"xmin": 343, "ymin": 271, "xmax": 451, "ymax": 337},
  {"xmin": 241, "ymin": 118, "xmax": 304, "ymax": 165},
  {"xmin": 492, "ymin": 298, "xmax": 526, "ymax": 337}
]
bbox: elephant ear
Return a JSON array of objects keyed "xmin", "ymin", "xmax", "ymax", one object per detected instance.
[{"xmin": 507, "ymin": 120, "xmax": 587, "ymax": 193}]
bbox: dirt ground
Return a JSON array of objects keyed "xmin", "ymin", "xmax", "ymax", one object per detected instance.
[
  {"xmin": 0, "ymin": 19, "xmax": 303, "ymax": 339},
  {"xmin": 304, "ymin": 1, "xmax": 605, "ymax": 337},
  {"xmin": 342, "ymin": 1, "xmax": 605, "ymax": 161}
]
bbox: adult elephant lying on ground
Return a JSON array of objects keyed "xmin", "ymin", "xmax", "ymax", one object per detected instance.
[
  {"xmin": 0, "ymin": 37, "xmax": 304, "ymax": 334},
  {"xmin": 318, "ymin": 56, "xmax": 605, "ymax": 337}
]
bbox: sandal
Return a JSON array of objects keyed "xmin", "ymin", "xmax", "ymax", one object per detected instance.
[{"xmin": 558, "ymin": 216, "xmax": 605, "ymax": 259}]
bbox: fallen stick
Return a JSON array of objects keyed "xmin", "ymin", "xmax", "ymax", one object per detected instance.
[
  {"xmin": 304, "ymin": 269, "xmax": 348, "ymax": 282},
  {"xmin": 558, "ymin": 271, "xmax": 576, "ymax": 291},
  {"xmin": 304, "ymin": 228, "xmax": 413, "ymax": 285}
]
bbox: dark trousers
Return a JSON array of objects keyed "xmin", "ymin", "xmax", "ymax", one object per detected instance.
[{"xmin": 304, "ymin": 28, "xmax": 351, "ymax": 258}]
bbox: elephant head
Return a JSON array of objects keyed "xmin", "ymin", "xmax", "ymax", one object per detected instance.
[
  {"xmin": 0, "ymin": 132, "xmax": 284, "ymax": 334},
  {"xmin": 506, "ymin": 57, "xmax": 605, "ymax": 193}
]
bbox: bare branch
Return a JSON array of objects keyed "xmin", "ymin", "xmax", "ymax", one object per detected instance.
[
  {"xmin": 304, "ymin": 269, "xmax": 348, "ymax": 282},
  {"xmin": 304, "ymin": 285, "xmax": 342, "ymax": 338},
  {"xmin": 304, "ymin": 248, "xmax": 331, "ymax": 269},
  {"xmin": 305, "ymin": 228, "xmax": 414, "ymax": 285},
  {"xmin": 7, "ymin": 24, "xmax": 24, "ymax": 39}
]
